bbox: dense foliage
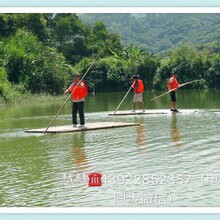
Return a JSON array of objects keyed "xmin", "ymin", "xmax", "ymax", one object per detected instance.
[
  {"xmin": 79, "ymin": 13, "xmax": 220, "ymax": 54},
  {"xmin": 0, "ymin": 13, "xmax": 219, "ymax": 103}
]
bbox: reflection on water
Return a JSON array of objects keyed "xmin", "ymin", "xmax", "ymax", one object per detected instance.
[
  {"xmin": 134, "ymin": 117, "xmax": 147, "ymax": 156},
  {"xmin": 72, "ymin": 132, "xmax": 89, "ymax": 173},
  {"xmin": 170, "ymin": 114, "xmax": 181, "ymax": 152}
]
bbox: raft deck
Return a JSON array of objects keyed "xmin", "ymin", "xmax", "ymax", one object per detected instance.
[
  {"xmin": 25, "ymin": 122, "xmax": 140, "ymax": 134},
  {"xmin": 108, "ymin": 109, "xmax": 198, "ymax": 116}
]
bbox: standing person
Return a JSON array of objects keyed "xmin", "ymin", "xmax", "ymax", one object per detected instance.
[
  {"xmin": 167, "ymin": 72, "xmax": 179, "ymax": 112},
  {"xmin": 131, "ymin": 75, "xmax": 145, "ymax": 113},
  {"xmin": 64, "ymin": 74, "xmax": 88, "ymax": 128}
]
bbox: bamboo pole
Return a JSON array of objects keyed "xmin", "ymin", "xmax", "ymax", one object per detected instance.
[
  {"xmin": 150, "ymin": 79, "xmax": 203, "ymax": 101},
  {"xmin": 112, "ymin": 86, "xmax": 133, "ymax": 115}
]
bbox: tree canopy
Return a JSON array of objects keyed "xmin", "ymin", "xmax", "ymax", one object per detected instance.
[{"xmin": 0, "ymin": 13, "xmax": 219, "ymax": 103}]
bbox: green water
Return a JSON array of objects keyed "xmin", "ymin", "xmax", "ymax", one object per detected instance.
[{"xmin": 0, "ymin": 89, "xmax": 220, "ymax": 206}]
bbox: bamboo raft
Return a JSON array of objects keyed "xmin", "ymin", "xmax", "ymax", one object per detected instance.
[
  {"xmin": 25, "ymin": 122, "xmax": 140, "ymax": 134},
  {"xmin": 108, "ymin": 109, "xmax": 198, "ymax": 116}
]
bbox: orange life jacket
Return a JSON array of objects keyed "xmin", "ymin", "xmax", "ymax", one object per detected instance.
[
  {"xmin": 132, "ymin": 79, "xmax": 144, "ymax": 93},
  {"xmin": 69, "ymin": 81, "xmax": 88, "ymax": 101},
  {"xmin": 167, "ymin": 76, "xmax": 179, "ymax": 90}
]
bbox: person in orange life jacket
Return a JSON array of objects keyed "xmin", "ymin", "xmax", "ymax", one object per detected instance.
[
  {"xmin": 131, "ymin": 75, "xmax": 145, "ymax": 113},
  {"xmin": 64, "ymin": 74, "xmax": 88, "ymax": 128},
  {"xmin": 167, "ymin": 72, "xmax": 180, "ymax": 113}
]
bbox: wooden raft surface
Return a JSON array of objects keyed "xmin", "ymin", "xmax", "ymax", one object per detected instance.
[
  {"xmin": 108, "ymin": 109, "xmax": 198, "ymax": 116},
  {"xmin": 25, "ymin": 122, "xmax": 140, "ymax": 134}
]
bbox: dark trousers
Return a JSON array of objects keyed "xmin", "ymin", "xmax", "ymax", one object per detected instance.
[
  {"xmin": 170, "ymin": 91, "xmax": 176, "ymax": 102},
  {"xmin": 72, "ymin": 101, "xmax": 85, "ymax": 125}
]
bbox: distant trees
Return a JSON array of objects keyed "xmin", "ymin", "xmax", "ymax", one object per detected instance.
[
  {"xmin": 73, "ymin": 44, "xmax": 219, "ymax": 93},
  {"xmin": 155, "ymin": 45, "xmax": 219, "ymax": 90},
  {"xmin": 50, "ymin": 14, "xmax": 90, "ymax": 64},
  {"xmin": 79, "ymin": 13, "xmax": 220, "ymax": 54},
  {"xmin": 70, "ymin": 44, "xmax": 159, "ymax": 92},
  {"xmin": 0, "ymin": 13, "xmax": 219, "ymax": 103},
  {"xmin": 0, "ymin": 67, "xmax": 11, "ymax": 101},
  {"xmin": 0, "ymin": 13, "xmax": 123, "ymax": 102},
  {"xmin": 1, "ymin": 29, "xmax": 68, "ymax": 95},
  {"xmin": 88, "ymin": 22, "xmax": 121, "ymax": 56}
]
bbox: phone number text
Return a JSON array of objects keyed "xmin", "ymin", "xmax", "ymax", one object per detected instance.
[{"xmin": 102, "ymin": 174, "xmax": 192, "ymax": 185}]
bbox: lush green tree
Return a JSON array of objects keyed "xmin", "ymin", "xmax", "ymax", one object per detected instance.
[
  {"xmin": 71, "ymin": 56, "xmax": 130, "ymax": 92},
  {"xmin": 17, "ymin": 14, "xmax": 50, "ymax": 42},
  {"xmin": 1, "ymin": 13, "xmax": 220, "ymax": 104},
  {"xmin": 2, "ymin": 29, "xmax": 68, "ymax": 94},
  {"xmin": 79, "ymin": 13, "xmax": 220, "ymax": 54},
  {"xmin": 51, "ymin": 14, "xmax": 90, "ymax": 64},
  {"xmin": 156, "ymin": 45, "xmax": 209, "ymax": 90},
  {"xmin": 0, "ymin": 14, "xmax": 51, "ymax": 41},
  {"xmin": 88, "ymin": 22, "xmax": 122, "ymax": 57},
  {"xmin": 0, "ymin": 67, "xmax": 11, "ymax": 101},
  {"xmin": 109, "ymin": 44, "xmax": 159, "ymax": 90},
  {"xmin": 206, "ymin": 53, "xmax": 220, "ymax": 88},
  {"xmin": 0, "ymin": 14, "xmax": 17, "ymax": 38},
  {"xmin": 109, "ymin": 44, "xmax": 145, "ymax": 62},
  {"xmin": 136, "ymin": 55, "xmax": 159, "ymax": 90}
]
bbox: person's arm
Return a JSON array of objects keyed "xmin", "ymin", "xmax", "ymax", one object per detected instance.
[
  {"xmin": 84, "ymin": 83, "xmax": 88, "ymax": 97},
  {"xmin": 168, "ymin": 78, "xmax": 173, "ymax": 91},
  {"xmin": 176, "ymin": 79, "xmax": 180, "ymax": 88},
  {"xmin": 79, "ymin": 82, "xmax": 85, "ymax": 88},
  {"xmin": 131, "ymin": 81, "xmax": 138, "ymax": 89},
  {"xmin": 64, "ymin": 89, "xmax": 69, "ymax": 94},
  {"xmin": 64, "ymin": 84, "xmax": 72, "ymax": 94},
  {"xmin": 173, "ymin": 79, "xmax": 179, "ymax": 90},
  {"xmin": 131, "ymin": 81, "xmax": 135, "ymax": 88}
]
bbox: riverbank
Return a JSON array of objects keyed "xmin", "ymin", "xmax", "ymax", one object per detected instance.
[{"xmin": 0, "ymin": 93, "xmax": 66, "ymax": 106}]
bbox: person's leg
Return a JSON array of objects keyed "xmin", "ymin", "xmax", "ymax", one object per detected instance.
[
  {"xmin": 141, "ymin": 101, "xmax": 145, "ymax": 111},
  {"xmin": 133, "ymin": 102, "xmax": 137, "ymax": 112},
  {"xmin": 170, "ymin": 92, "xmax": 178, "ymax": 111},
  {"xmin": 132, "ymin": 93, "xmax": 138, "ymax": 112},
  {"xmin": 173, "ymin": 92, "xmax": 177, "ymax": 110},
  {"xmin": 170, "ymin": 102, "xmax": 174, "ymax": 109},
  {"xmin": 78, "ymin": 101, "xmax": 85, "ymax": 125},
  {"xmin": 72, "ymin": 102, "xmax": 78, "ymax": 125},
  {"xmin": 138, "ymin": 93, "xmax": 145, "ymax": 111}
]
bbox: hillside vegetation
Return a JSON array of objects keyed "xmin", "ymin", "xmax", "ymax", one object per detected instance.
[
  {"xmin": 0, "ymin": 13, "xmax": 219, "ymax": 103},
  {"xmin": 79, "ymin": 13, "xmax": 220, "ymax": 53}
]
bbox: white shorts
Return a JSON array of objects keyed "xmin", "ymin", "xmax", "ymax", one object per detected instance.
[{"xmin": 133, "ymin": 93, "xmax": 143, "ymax": 103}]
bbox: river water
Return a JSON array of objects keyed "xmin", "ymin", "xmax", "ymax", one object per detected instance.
[{"xmin": 0, "ymin": 89, "xmax": 220, "ymax": 207}]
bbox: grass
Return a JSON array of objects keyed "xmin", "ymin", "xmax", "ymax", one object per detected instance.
[{"xmin": 0, "ymin": 92, "xmax": 67, "ymax": 106}]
